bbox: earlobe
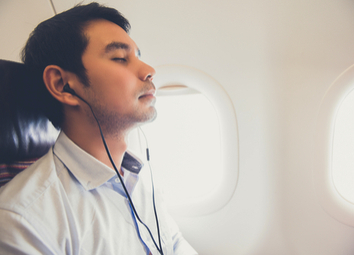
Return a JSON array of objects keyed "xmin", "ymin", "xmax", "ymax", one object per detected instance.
[{"xmin": 43, "ymin": 65, "xmax": 79, "ymax": 106}]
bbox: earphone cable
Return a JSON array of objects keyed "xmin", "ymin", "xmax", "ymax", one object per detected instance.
[
  {"xmin": 75, "ymin": 93, "xmax": 164, "ymax": 255},
  {"xmin": 138, "ymin": 127, "xmax": 163, "ymax": 254}
]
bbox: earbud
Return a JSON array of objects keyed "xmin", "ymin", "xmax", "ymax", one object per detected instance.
[
  {"xmin": 63, "ymin": 83, "xmax": 77, "ymax": 96},
  {"xmin": 63, "ymin": 83, "xmax": 87, "ymax": 103}
]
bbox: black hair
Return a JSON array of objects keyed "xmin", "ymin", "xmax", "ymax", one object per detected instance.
[{"xmin": 21, "ymin": 2, "xmax": 130, "ymax": 128}]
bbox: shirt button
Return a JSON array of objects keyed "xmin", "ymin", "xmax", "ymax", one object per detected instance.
[{"xmin": 115, "ymin": 178, "xmax": 120, "ymax": 183}]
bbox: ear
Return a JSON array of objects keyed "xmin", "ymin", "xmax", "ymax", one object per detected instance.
[{"xmin": 43, "ymin": 65, "xmax": 79, "ymax": 106}]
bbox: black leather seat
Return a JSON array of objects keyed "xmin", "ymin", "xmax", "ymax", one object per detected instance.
[{"xmin": 0, "ymin": 59, "xmax": 58, "ymax": 187}]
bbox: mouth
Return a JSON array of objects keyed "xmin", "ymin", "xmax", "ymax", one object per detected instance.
[{"xmin": 138, "ymin": 88, "xmax": 156, "ymax": 99}]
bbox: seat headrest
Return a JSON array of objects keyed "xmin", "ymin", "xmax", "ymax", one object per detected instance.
[{"xmin": 0, "ymin": 59, "xmax": 58, "ymax": 163}]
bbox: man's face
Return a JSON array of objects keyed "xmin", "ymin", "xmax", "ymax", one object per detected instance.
[{"xmin": 79, "ymin": 19, "xmax": 156, "ymax": 135}]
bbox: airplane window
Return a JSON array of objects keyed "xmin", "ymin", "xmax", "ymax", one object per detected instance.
[
  {"xmin": 332, "ymin": 90, "xmax": 354, "ymax": 204},
  {"xmin": 131, "ymin": 65, "xmax": 238, "ymax": 216},
  {"xmin": 142, "ymin": 86, "xmax": 222, "ymax": 206},
  {"xmin": 315, "ymin": 64, "xmax": 354, "ymax": 226}
]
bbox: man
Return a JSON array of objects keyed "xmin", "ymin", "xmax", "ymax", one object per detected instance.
[{"xmin": 0, "ymin": 3, "xmax": 198, "ymax": 254}]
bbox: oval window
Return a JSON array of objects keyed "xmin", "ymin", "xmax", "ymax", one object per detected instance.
[{"xmin": 315, "ymin": 64, "xmax": 354, "ymax": 226}]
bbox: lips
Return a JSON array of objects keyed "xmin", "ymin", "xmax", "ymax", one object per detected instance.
[{"xmin": 138, "ymin": 87, "xmax": 156, "ymax": 99}]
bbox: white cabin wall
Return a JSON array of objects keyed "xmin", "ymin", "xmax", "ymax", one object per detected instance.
[
  {"xmin": 0, "ymin": 1, "xmax": 54, "ymax": 61},
  {"xmin": 263, "ymin": 1, "xmax": 354, "ymax": 254}
]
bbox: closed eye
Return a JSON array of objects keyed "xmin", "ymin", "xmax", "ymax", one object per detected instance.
[{"xmin": 112, "ymin": 58, "xmax": 127, "ymax": 63}]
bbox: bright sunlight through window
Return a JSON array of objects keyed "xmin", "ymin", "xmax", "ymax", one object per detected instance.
[{"xmin": 333, "ymin": 90, "xmax": 354, "ymax": 204}]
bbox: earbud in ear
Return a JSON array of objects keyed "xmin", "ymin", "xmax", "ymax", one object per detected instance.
[{"xmin": 63, "ymin": 83, "xmax": 77, "ymax": 96}]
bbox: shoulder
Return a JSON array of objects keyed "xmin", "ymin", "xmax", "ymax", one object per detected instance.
[{"xmin": 0, "ymin": 148, "xmax": 57, "ymax": 214}]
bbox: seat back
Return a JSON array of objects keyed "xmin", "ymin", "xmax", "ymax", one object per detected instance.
[{"xmin": 0, "ymin": 59, "xmax": 58, "ymax": 187}]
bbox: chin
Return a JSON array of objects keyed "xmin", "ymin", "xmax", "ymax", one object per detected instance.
[{"xmin": 140, "ymin": 107, "xmax": 157, "ymax": 124}]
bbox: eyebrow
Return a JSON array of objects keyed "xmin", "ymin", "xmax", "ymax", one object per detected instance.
[{"xmin": 104, "ymin": 42, "xmax": 141, "ymax": 58}]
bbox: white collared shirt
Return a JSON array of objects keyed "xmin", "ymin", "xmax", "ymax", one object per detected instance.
[{"xmin": 0, "ymin": 132, "xmax": 198, "ymax": 255}]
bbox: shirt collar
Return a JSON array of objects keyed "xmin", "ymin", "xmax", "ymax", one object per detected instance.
[{"xmin": 53, "ymin": 131, "xmax": 144, "ymax": 191}]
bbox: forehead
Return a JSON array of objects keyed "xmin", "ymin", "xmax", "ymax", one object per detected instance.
[{"xmin": 83, "ymin": 19, "xmax": 137, "ymax": 54}]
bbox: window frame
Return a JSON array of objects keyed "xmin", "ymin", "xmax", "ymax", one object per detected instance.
[{"xmin": 315, "ymin": 63, "xmax": 354, "ymax": 226}]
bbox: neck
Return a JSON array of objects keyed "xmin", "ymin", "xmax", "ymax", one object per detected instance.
[{"xmin": 62, "ymin": 119, "xmax": 128, "ymax": 175}]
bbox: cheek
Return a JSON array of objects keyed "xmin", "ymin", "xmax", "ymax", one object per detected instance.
[
  {"xmin": 85, "ymin": 64, "xmax": 139, "ymax": 104},
  {"xmin": 94, "ymin": 77, "xmax": 139, "ymax": 109}
]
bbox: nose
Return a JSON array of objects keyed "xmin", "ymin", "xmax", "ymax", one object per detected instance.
[{"xmin": 139, "ymin": 61, "xmax": 156, "ymax": 81}]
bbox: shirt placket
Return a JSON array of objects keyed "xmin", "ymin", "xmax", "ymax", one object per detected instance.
[{"xmin": 110, "ymin": 172, "xmax": 151, "ymax": 255}]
